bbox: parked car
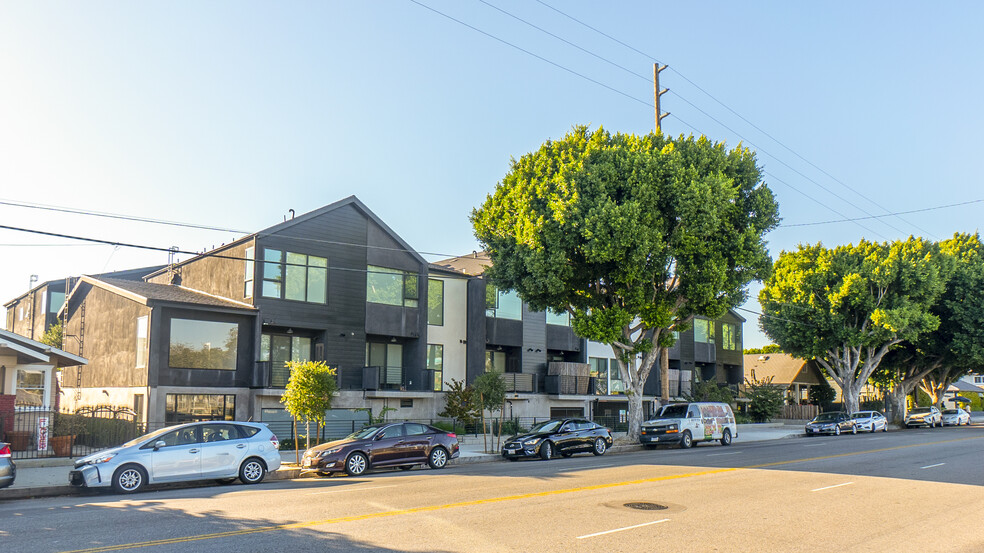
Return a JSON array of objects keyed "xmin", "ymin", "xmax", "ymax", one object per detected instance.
[
  {"xmin": 301, "ymin": 422, "xmax": 459, "ymax": 476},
  {"xmin": 0, "ymin": 441, "xmax": 15, "ymax": 489},
  {"xmin": 805, "ymin": 412, "xmax": 857, "ymax": 436},
  {"xmin": 640, "ymin": 402, "xmax": 738, "ymax": 449},
  {"xmin": 502, "ymin": 419, "xmax": 612, "ymax": 461},
  {"xmin": 851, "ymin": 411, "xmax": 889, "ymax": 432},
  {"xmin": 941, "ymin": 408, "xmax": 971, "ymax": 426},
  {"xmin": 69, "ymin": 421, "xmax": 281, "ymax": 494},
  {"xmin": 904, "ymin": 406, "xmax": 942, "ymax": 428}
]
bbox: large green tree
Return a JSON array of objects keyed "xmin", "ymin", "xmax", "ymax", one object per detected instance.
[
  {"xmin": 760, "ymin": 237, "xmax": 945, "ymax": 415},
  {"xmin": 281, "ymin": 360, "xmax": 339, "ymax": 459},
  {"xmin": 472, "ymin": 126, "xmax": 779, "ymax": 439}
]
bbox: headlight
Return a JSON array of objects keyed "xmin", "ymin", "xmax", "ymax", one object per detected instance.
[
  {"xmin": 318, "ymin": 448, "xmax": 341, "ymax": 457},
  {"xmin": 89, "ymin": 452, "xmax": 116, "ymax": 465},
  {"xmin": 666, "ymin": 424, "xmax": 678, "ymax": 431},
  {"xmin": 523, "ymin": 438, "xmax": 540, "ymax": 446}
]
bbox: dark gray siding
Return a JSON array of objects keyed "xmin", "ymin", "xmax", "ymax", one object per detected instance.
[
  {"xmin": 465, "ymin": 278, "xmax": 487, "ymax": 384},
  {"xmin": 521, "ymin": 304, "xmax": 546, "ymax": 374}
]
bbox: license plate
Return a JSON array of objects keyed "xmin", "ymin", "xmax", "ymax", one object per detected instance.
[
  {"xmin": 505, "ymin": 449, "xmax": 517, "ymax": 454},
  {"xmin": 303, "ymin": 459, "xmax": 313, "ymax": 467}
]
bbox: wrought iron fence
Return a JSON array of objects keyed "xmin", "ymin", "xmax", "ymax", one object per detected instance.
[{"xmin": 0, "ymin": 405, "xmax": 145, "ymax": 460}]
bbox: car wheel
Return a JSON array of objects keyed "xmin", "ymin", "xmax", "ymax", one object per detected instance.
[
  {"xmin": 428, "ymin": 447, "xmax": 449, "ymax": 470},
  {"xmin": 539, "ymin": 441, "xmax": 553, "ymax": 460},
  {"xmin": 216, "ymin": 478, "xmax": 237, "ymax": 485},
  {"xmin": 680, "ymin": 431, "xmax": 693, "ymax": 449},
  {"xmin": 398, "ymin": 465, "xmax": 413, "ymax": 471},
  {"xmin": 239, "ymin": 458, "xmax": 266, "ymax": 485},
  {"xmin": 112, "ymin": 464, "xmax": 147, "ymax": 494},
  {"xmin": 345, "ymin": 452, "xmax": 368, "ymax": 476},
  {"xmin": 593, "ymin": 438, "xmax": 608, "ymax": 456},
  {"xmin": 834, "ymin": 426, "xmax": 841, "ymax": 436},
  {"xmin": 721, "ymin": 429, "xmax": 733, "ymax": 446}
]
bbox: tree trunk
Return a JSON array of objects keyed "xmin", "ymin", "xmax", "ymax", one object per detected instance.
[
  {"xmin": 293, "ymin": 416, "xmax": 299, "ymax": 465},
  {"xmin": 660, "ymin": 347, "xmax": 669, "ymax": 402},
  {"xmin": 626, "ymin": 380, "xmax": 645, "ymax": 440},
  {"xmin": 842, "ymin": 383, "xmax": 861, "ymax": 416},
  {"xmin": 887, "ymin": 387, "xmax": 908, "ymax": 425}
]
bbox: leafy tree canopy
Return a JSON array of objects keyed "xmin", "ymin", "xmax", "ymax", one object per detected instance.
[
  {"xmin": 471, "ymin": 126, "xmax": 779, "ymax": 439},
  {"xmin": 280, "ymin": 361, "xmax": 339, "ymax": 426},
  {"xmin": 743, "ymin": 344, "xmax": 782, "ymax": 355}
]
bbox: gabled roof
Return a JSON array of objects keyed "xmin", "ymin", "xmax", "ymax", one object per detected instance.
[
  {"xmin": 256, "ymin": 196, "xmax": 427, "ymax": 266},
  {"xmin": 64, "ymin": 276, "xmax": 256, "ymax": 315},
  {"xmin": 3, "ymin": 278, "xmax": 69, "ymax": 308},
  {"xmin": 949, "ymin": 380, "xmax": 984, "ymax": 393},
  {"xmin": 743, "ymin": 352, "xmax": 823, "ymax": 386},
  {"xmin": 0, "ymin": 328, "xmax": 87, "ymax": 367},
  {"xmin": 431, "ymin": 251, "xmax": 491, "ymax": 276}
]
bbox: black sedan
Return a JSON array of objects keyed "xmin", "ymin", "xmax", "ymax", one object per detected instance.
[
  {"xmin": 301, "ymin": 422, "xmax": 460, "ymax": 476},
  {"xmin": 805, "ymin": 412, "xmax": 857, "ymax": 436},
  {"xmin": 502, "ymin": 419, "xmax": 613, "ymax": 461},
  {"xmin": 0, "ymin": 441, "xmax": 15, "ymax": 489}
]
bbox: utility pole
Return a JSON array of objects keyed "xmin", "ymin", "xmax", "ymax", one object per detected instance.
[{"xmin": 653, "ymin": 63, "xmax": 669, "ymax": 132}]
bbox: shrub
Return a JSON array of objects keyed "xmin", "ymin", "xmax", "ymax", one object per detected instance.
[{"xmin": 745, "ymin": 376, "xmax": 785, "ymax": 422}]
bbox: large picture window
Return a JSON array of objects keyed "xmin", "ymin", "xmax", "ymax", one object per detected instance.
[
  {"xmin": 722, "ymin": 323, "xmax": 739, "ymax": 350},
  {"xmin": 261, "ymin": 248, "xmax": 327, "ymax": 303},
  {"xmin": 428, "ymin": 279, "xmax": 444, "ymax": 325},
  {"xmin": 694, "ymin": 319, "xmax": 715, "ymax": 344},
  {"xmin": 367, "ymin": 266, "xmax": 419, "ymax": 308},
  {"xmin": 165, "ymin": 394, "xmax": 236, "ymax": 424},
  {"xmin": 169, "ymin": 319, "xmax": 239, "ymax": 370},
  {"xmin": 545, "ymin": 309, "xmax": 570, "ymax": 326},
  {"xmin": 485, "ymin": 287, "xmax": 522, "ymax": 320},
  {"xmin": 15, "ymin": 369, "xmax": 46, "ymax": 407}
]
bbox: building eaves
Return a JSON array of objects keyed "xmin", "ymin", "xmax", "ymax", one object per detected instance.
[{"xmin": 0, "ymin": 328, "xmax": 87, "ymax": 366}]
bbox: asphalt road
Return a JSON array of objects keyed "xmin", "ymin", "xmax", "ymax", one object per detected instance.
[{"xmin": 3, "ymin": 425, "xmax": 983, "ymax": 553}]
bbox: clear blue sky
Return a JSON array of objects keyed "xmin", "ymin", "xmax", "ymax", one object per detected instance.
[{"xmin": 2, "ymin": 1, "xmax": 982, "ymax": 348}]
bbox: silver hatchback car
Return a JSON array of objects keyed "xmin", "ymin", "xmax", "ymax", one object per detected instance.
[{"xmin": 69, "ymin": 421, "xmax": 281, "ymax": 494}]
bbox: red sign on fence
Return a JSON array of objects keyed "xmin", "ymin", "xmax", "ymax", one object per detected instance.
[{"xmin": 37, "ymin": 416, "xmax": 49, "ymax": 451}]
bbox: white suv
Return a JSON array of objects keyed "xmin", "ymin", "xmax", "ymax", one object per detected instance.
[{"xmin": 904, "ymin": 406, "xmax": 942, "ymax": 428}]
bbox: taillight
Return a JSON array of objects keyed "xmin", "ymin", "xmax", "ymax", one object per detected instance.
[
  {"xmin": 270, "ymin": 435, "xmax": 280, "ymax": 449},
  {"xmin": 0, "ymin": 443, "xmax": 10, "ymax": 457},
  {"xmin": 447, "ymin": 433, "xmax": 457, "ymax": 439}
]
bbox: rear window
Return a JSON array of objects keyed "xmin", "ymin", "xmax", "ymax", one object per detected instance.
[
  {"xmin": 405, "ymin": 423, "xmax": 429, "ymax": 435},
  {"xmin": 238, "ymin": 425, "xmax": 261, "ymax": 438}
]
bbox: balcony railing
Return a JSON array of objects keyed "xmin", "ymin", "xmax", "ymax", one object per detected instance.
[
  {"xmin": 502, "ymin": 373, "xmax": 540, "ymax": 393},
  {"xmin": 545, "ymin": 375, "xmax": 596, "ymax": 395}
]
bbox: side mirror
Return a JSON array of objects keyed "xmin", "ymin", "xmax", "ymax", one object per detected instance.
[
  {"xmin": 154, "ymin": 440, "xmax": 166, "ymax": 451},
  {"xmin": 374, "ymin": 433, "xmax": 385, "ymax": 441}
]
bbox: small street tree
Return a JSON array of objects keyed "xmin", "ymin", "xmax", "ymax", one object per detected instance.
[
  {"xmin": 473, "ymin": 370, "xmax": 506, "ymax": 453},
  {"xmin": 744, "ymin": 376, "xmax": 785, "ymax": 422},
  {"xmin": 438, "ymin": 378, "xmax": 479, "ymax": 433},
  {"xmin": 472, "ymin": 126, "xmax": 779, "ymax": 440},
  {"xmin": 280, "ymin": 360, "xmax": 339, "ymax": 462},
  {"xmin": 760, "ymin": 237, "xmax": 945, "ymax": 415}
]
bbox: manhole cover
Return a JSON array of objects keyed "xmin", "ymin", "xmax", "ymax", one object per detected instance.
[{"xmin": 623, "ymin": 502, "xmax": 668, "ymax": 511}]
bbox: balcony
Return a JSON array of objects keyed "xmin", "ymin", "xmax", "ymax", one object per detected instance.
[
  {"xmin": 545, "ymin": 375, "xmax": 596, "ymax": 396},
  {"xmin": 502, "ymin": 373, "xmax": 540, "ymax": 393},
  {"xmin": 336, "ymin": 366, "xmax": 435, "ymax": 392}
]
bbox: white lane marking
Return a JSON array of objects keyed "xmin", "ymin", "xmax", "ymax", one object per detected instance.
[
  {"xmin": 308, "ymin": 485, "xmax": 398, "ymax": 495},
  {"xmin": 707, "ymin": 451, "xmax": 742, "ymax": 457},
  {"xmin": 811, "ymin": 482, "xmax": 854, "ymax": 492},
  {"xmin": 802, "ymin": 443, "xmax": 825, "ymax": 447},
  {"xmin": 576, "ymin": 519, "xmax": 670, "ymax": 539},
  {"xmin": 920, "ymin": 463, "xmax": 945, "ymax": 469}
]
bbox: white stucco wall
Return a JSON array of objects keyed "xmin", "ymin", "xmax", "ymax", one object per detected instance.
[{"xmin": 427, "ymin": 275, "xmax": 468, "ymax": 389}]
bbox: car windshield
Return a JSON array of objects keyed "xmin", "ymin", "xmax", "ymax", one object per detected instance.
[
  {"xmin": 942, "ymin": 409, "xmax": 959, "ymax": 414},
  {"xmin": 910, "ymin": 408, "xmax": 931, "ymax": 414},
  {"xmin": 813, "ymin": 413, "xmax": 840, "ymax": 422},
  {"xmin": 657, "ymin": 404, "xmax": 690, "ymax": 418},
  {"xmin": 347, "ymin": 425, "xmax": 383, "ymax": 440},
  {"xmin": 851, "ymin": 413, "xmax": 869, "ymax": 419},
  {"xmin": 529, "ymin": 420, "xmax": 562, "ymax": 433},
  {"xmin": 121, "ymin": 425, "xmax": 183, "ymax": 448}
]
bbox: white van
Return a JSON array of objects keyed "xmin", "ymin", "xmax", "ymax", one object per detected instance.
[{"xmin": 640, "ymin": 402, "xmax": 737, "ymax": 449}]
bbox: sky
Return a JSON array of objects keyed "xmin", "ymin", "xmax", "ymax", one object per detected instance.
[{"xmin": 1, "ymin": 1, "xmax": 982, "ymax": 349}]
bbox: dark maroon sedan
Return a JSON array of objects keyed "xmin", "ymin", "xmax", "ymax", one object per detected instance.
[{"xmin": 301, "ymin": 422, "xmax": 459, "ymax": 476}]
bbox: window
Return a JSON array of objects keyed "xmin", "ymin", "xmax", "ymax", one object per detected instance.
[
  {"xmin": 485, "ymin": 286, "xmax": 522, "ymax": 320},
  {"xmin": 244, "ymin": 247, "xmax": 254, "ymax": 298},
  {"xmin": 202, "ymin": 424, "xmax": 241, "ymax": 442},
  {"xmin": 400, "ymin": 399, "xmax": 414, "ymax": 408},
  {"xmin": 545, "ymin": 309, "xmax": 570, "ymax": 326},
  {"xmin": 974, "ymin": 376, "xmax": 984, "ymax": 384},
  {"xmin": 48, "ymin": 291, "xmax": 65, "ymax": 314},
  {"xmin": 590, "ymin": 357, "xmax": 623, "ymax": 395},
  {"xmin": 366, "ymin": 342, "xmax": 403, "ymax": 388},
  {"xmin": 367, "ymin": 266, "xmax": 419, "ymax": 308},
  {"xmin": 169, "ymin": 319, "xmax": 239, "ymax": 370},
  {"xmin": 428, "ymin": 279, "xmax": 444, "ymax": 326},
  {"xmin": 427, "ymin": 344, "xmax": 443, "ymax": 391},
  {"xmin": 261, "ymin": 248, "xmax": 327, "ymax": 303},
  {"xmin": 15, "ymin": 369, "xmax": 46, "ymax": 407},
  {"xmin": 694, "ymin": 319, "xmax": 715, "ymax": 344},
  {"xmin": 135, "ymin": 316, "xmax": 148, "ymax": 369},
  {"xmin": 133, "ymin": 394, "xmax": 144, "ymax": 422},
  {"xmin": 405, "ymin": 422, "xmax": 427, "ymax": 435},
  {"xmin": 165, "ymin": 394, "xmax": 236, "ymax": 424},
  {"xmin": 260, "ymin": 334, "xmax": 311, "ymax": 387},
  {"xmin": 722, "ymin": 323, "xmax": 739, "ymax": 350},
  {"xmin": 485, "ymin": 350, "xmax": 506, "ymax": 372}
]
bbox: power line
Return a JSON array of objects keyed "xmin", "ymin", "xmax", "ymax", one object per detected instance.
[
  {"xmin": 407, "ymin": 0, "xmax": 652, "ymax": 109},
  {"xmin": 735, "ymin": 306, "xmax": 814, "ymax": 328},
  {"xmin": 780, "ymin": 199, "xmax": 984, "ymax": 228},
  {"xmin": 531, "ymin": 0, "xmax": 929, "ymax": 239}
]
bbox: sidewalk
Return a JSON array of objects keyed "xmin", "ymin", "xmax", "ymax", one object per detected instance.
[{"xmin": 0, "ymin": 422, "xmax": 804, "ymax": 501}]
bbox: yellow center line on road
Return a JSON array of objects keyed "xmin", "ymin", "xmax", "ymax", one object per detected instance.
[{"xmin": 59, "ymin": 435, "xmax": 984, "ymax": 553}]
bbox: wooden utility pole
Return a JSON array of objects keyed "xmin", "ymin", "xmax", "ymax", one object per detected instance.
[{"xmin": 653, "ymin": 63, "xmax": 669, "ymax": 132}]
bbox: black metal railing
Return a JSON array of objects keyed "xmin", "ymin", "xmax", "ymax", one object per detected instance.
[
  {"xmin": 0, "ymin": 405, "xmax": 146, "ymax": 460},
  {"xmin": 545, "ymin": 375, "xmax": 596, "ymax": 395},
  {"xmin": 503, "ymin": 373, "xmax": 539, "ymax": 393}
]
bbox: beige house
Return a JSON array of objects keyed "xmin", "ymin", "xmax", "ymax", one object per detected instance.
[{"xmin": 743, "ymin": 353, "xmax": 826, "ymax": 404}]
